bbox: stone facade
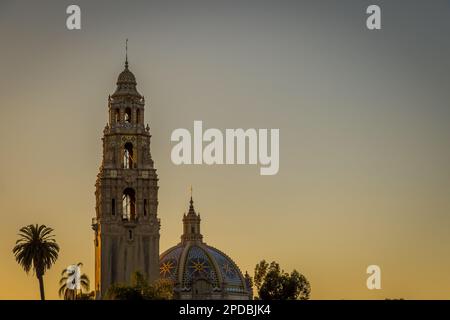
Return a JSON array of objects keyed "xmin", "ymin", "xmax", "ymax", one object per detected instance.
[{"xmin": 92, "ymin": 59, "xmax": 160, "ymax": 299}]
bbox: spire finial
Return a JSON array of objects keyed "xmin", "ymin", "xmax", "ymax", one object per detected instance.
[
  {"xmin": 125, "ymin": 38, "xmax": 129, "ymax": 69},
  {"xmin": 188, "ymin": 185, "xmax": 195, "ymax": 213}
]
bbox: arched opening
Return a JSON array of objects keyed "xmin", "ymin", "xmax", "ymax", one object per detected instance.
[
  {"xmin": 111, "ymin": 198, "xmax": 116, "ymax": 216},
  {"xmin": 143, "ymin": 199, "xmax": 148, "ymax": 216},
  {"xmin": 122, "ymin": 188, "xmax": 136, "ymax": 220},
  {"xmin": 124, "ymin": 108, "xmax": 132, "ymax": 123},
  {"xmin": 123, "ymin": 142, "xmax": 134, "ymax": 169},
  {"xmin": 136, "ymin": 109, "xmax": 141, "ymax": 124},
  {"xmin": 114, "ymin": 109, "xmax": 120, "ymax": 123}
]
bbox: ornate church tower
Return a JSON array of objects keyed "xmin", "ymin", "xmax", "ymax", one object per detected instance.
[{"xmin": 92, "ymin": 50, "xmax": 160, "ymax": 298}]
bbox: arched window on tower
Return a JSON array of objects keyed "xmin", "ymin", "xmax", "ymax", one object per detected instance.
[
  {"xmin": 124, "ymin": 108, "xmax": 132, "ymax": 123},
  {"xmin": 123, "ymin": 142, "xmax": 134, "ymax": 169},
  {"xmin": 136, "ymin": 109, "xmax": 141, "ymax": 124},
  {"xmin": 111, "ymin": 198, "xmax": 116, "ymax": 216},
  {"xmin": 122, "ymin": 188, "xmax": 136, "ymax": 220},
  {"xmin": 114, "ymin": 109, "xmax": 120, "ymax": 123}
]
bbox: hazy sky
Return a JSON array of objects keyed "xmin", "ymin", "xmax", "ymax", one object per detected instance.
[{"xmin": 1, "ymin": 0, "xmax": 450, "ymax": 299}]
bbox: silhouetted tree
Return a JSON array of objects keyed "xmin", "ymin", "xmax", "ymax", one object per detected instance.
[
  {"xmin": 254, "ymin": 260, "xmax": 269, "ymax": 294},
  {"xmin": 12, "ymin": 224, "xmax": 60, "ymax": 300},
  {"xmin": 105, "ymin": 271, "xmax": 173, "ymax": 300},
  {"xmin": 242, "ymin": 271, "xmax": 254, "ymax": 299},
  {"xmin": 58, "ymin": 262, "xmax": 90, "ymax": 300},
  {"xmin": 254, "ymin": 260, "xmax": 310, "ymax": 300}
]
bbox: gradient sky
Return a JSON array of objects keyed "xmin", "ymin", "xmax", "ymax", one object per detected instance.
[{"xmin": 1, "ymin": 0, "xmax": 450, "ymax": 299}]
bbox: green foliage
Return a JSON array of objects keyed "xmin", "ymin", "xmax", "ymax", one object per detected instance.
[
  {"xmin": 254, "ymin": 260, "xmax": 269, "ymax": 293},
  {"xmin": 106, "ymin": 283, "xmax": 144, "ymax": 300},
  {"xmin": 12, "ymin": 224, "xmax": 60, "ymax": 300},
  {"xmin": 254, "ymin": 260, "xmax": 311, "ymax": 300},
  {"xmin": 152, "ymin": 278, "xmax": 175, "ymax": 300},
  {"xmin": 244, "ymin": 272, "xmax": 253, "ymax": 289},
  {"xmin": 105, "ymin": 271, "xmax": 174, "ymax": 300},
  {"xmin": 77, "ymin": 292, "xmax": 95, "ymax": 300}
]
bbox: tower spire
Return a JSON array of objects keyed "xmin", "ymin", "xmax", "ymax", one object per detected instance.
[
  {"xmin": 182, "ymin": 187, "xmax": 202, "ymax": 243},
  {"xmin": 188, "ymin": 185, "xmax": 196, "ymax": 214},
  {"xmin": 125, "ymin": 38, "xmax": 129, "ymax": 69}
]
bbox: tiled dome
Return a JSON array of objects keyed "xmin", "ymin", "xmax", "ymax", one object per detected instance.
[
  {"xmin": 159, "ymin": 196, "xmax": 251, "ymax": 299},
  {"xmin": 117, "ymin": 68, "xmax": 137, "ymax": 85},
  {"xmin": 160, "ymin": 242, "xmax": 248, "ymax": 295},
  {"xmin": 112, "ymin": 64, "xmax": 141, "ymax": 98}
]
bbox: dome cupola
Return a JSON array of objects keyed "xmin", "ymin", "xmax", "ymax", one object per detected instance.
[
  {"xmin": 112, "ymin": 40, "xmax": 141, "ymax": 98},
  {"xmin": 181, "ymin": 196, "xmax": 203, "ymax": 243},
  {"xmin": 159, "ymin": 194, "xmax": 252, "ymax": 300}
]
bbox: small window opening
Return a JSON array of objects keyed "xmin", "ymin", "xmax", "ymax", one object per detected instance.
[
  {"xmin": 124, "ymin": 108, "xmax": 131, "ymax": 123},
  {"xmin": 115, "ymin": 109, "xmax": 120, "ymax": 123},
  {"xmin": 122, "ymin": 188, "xmax": 136, "ymax": 220},
  {"xmin": 123, "ymin": 142, "xmax": 134, "ymax": 169}
]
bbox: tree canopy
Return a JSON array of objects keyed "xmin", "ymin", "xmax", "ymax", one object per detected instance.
[
  {"xmin": 105, "ymin": 271, "xmax": 173, "ymax": 300},
  {"xmin": 12, "ymin": 224, "xmax": 59, "ymax": 300},
  {"xmin": 254, "ymin": 260, "xmax": 310, "ymax": 300}
]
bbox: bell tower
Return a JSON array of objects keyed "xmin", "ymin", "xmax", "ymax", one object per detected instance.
[{"xmin": 92, "ymin": 46, "xmax": 160, "ymax": 298}]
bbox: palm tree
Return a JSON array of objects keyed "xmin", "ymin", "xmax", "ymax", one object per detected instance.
[
  {"xmin": 58, "ymin": 262, "xmax": 90, "ymax": 300},
  {"xmin": 12, "ymin": 224, "xmax": 59, "ymax": 300}
]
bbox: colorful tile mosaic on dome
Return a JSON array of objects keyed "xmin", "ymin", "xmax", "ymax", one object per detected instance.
[
  {"xmin": 159, "ymin": 245, "xmax": 183, "ymax": 281},
  {"xmin": 207, "ymin": 247, "xmax": 246, "ymax": 292},
  {"xmin": 182, "ymin": 246, "xmax": 218, "ymax": 288},
  {"xmin": 159, "ymin": 243, "xmax": 248, "ymax": 295}
]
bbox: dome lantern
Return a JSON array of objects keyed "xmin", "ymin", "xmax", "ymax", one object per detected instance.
[
  {"xmin": 181, "ymin": 194, "xmax": 203, "ymax": 244},
  {"xmin": 160, "ymin": 195, "xmax": 252, "ymax": 300},
  {"xmin": 112, "ymin": 39, "xmax": 141, "ymax": 98}
]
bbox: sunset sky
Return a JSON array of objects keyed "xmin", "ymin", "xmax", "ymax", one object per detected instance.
[{"xmin": 1, "ymin": 0, "xmax": 450, "ymax": 299}]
